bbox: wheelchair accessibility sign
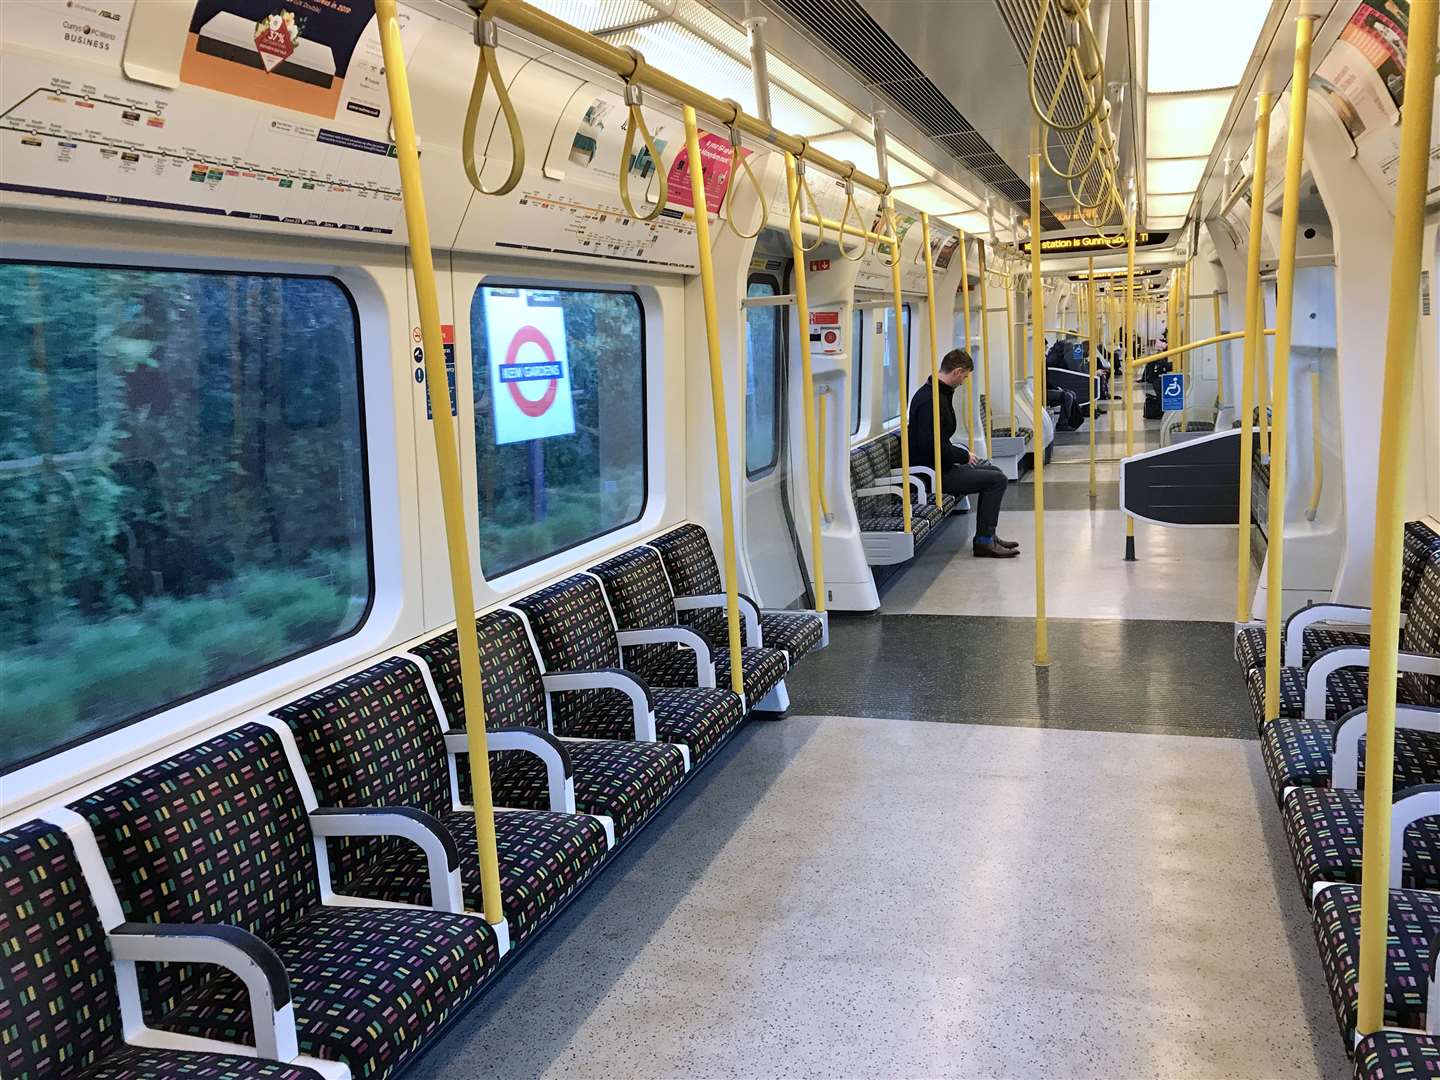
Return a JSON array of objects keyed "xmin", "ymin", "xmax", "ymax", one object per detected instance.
[
  {"xmin": 1159, "ymin": 372, "xmax": 1185, "ymax": 412},
  {"xmin": 483, "ymin": 291, "xmax": 577, "ymax": 445}
]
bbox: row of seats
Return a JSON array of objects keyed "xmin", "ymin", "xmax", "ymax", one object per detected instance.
[
  {"xmin": 978, "ymin": 395, "xmax": 1035, "ymax": 481},
  {"xmin": 1235, "ymin": 519, "xmax": 1440, "ymax": 1077},
  {"xmin": 2, "ymin": 523, "xmax": 825, "ymax": 1080},
  {"xmin": 847, "ymin": 431, "xmax": 959, "ymax": 566}
]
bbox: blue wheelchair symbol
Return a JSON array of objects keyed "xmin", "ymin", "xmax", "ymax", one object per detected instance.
[{"xmin": 1159, "ymin": 372, "xmax": 1185, "ymax": 412}]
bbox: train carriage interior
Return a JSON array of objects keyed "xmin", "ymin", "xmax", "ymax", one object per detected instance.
[{"xmin": 4, "ymin": 0, "xmax": 1440, "ymax": 1077}]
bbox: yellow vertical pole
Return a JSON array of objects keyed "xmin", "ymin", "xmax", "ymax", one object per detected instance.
[
  {"xmin": 376, "ymin": 0, "xmax": 504, "ymax": 928},
  {"xmin": 1124, "ymin": 202, "xmax": 1137, "ymax": 560},
  {"xmin": 920, "ymin": 213, "xmax": 944, "ymax": 506},
  {"xmin": 1029, "ymin": 129, "xmax": 1049, "ymax": 667},
  {"xmin": 784, "ymin": 153, "xmax": 827, "ymax": 612},
  {"xmin": 979, "ymin": 248, "xmax": 994, "ymax": 448},
  {"xmin": 1238, "ymin": 88, "xmax": 1272, "ymax": 622},
  {"xmin": 1005, "ymin": 273, "xmax": 1018, "ymax": 408},
  {"xmin": 886, "ymin": 197, "xmax": 914, "ymax": 534},
  {"xmin": 684, "ymin": 106, "xmax": 745, "ymax": 698},
  {"xmin": 1183, "ymin": 258, "xmax": 1193, "ymax": 380},
  {"xmin": 1263, "ymin": 15, "xmax": 1315, "ymax": 726},
  {"xmin": 1087, "ymin": 257, "xmax": 1097, "ymax": 498},
  {"xmin": 1356, "ymin": 0, "xmax": 1436, "ymax": 1035},
  {"xmin": 1258, "ymin": 320, "xmax": 1272, "ymax": 457},
  {"xmin": 958, "ymin": 228, "xmax": 975, "ymax": 448}
]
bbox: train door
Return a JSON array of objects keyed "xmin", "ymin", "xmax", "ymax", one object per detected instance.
[{"xmin": 741, "ymin": 271, "xmax": 810, "ymax": 609}]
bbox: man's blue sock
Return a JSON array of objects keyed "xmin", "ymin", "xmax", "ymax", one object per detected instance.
[{"xmin": 974, "ymin": 533, "xmax": 993, "ymax": 544}]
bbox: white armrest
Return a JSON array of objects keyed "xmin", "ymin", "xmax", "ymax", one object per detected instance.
[
  {"xmin": 1331, "ymin": 705, "xmax": 1440, "ymax": 790},
  {"xmin": 885, "ymin": 470, "xmax": 927, "ymax": 501},
  {"xmin": 855, "ymin": 484, "xmax": 908, "ymax": 503},
  {"xmin": 542, "ymin": 670, "xmax": 658, "ymax": 742},
  {"xmin": 311, "ymin": 808, "xmax": 464, "ymax": 912},
  {"xmin": 110, "ymin": 923, "xmax": 298, "ymax": 1061},
  {"xmin": 1305, "ymin": 648, "xmax": 1440, "ymax": 720},
  {"xmin": 674, "ymin": 593, "xmax": 761, "ymax": 647},
  {"xmin": 1390, "ymin": 783, "xmax": 1440, "ymax": 889},
  {"xmin": 1284, "ymin": 604, "xmax": 1397, "ymax": 667},
  {"xmin": 616, "ymin": 626, "xmax": 715, "ymax": 687},
  {"xmin": 446, "ymin": 728, "xmax": 576, "ymax": 813}
]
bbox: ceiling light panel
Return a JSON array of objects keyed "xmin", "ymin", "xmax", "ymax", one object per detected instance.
[
  {"xmin": 939, "ymin": 211, "xmax": 991, "ymax": 235},
  {"xmin": 1147, "ymin": 0, "xmax": 1271, "ymax": 94},
  {"xmin": 808, "ymin": 132, "xmax": 925, "ymax": 187},
  {"xmin": 1146, "ymin": 215, "xmax": 1188, "ymax": 230},
  {"xmin": 1147, "ymin": 91, "xmax": 1234, "ymax": 158},
  {"xmin": 1146, "ymin": 193, "xmax": 1193, "ymax": 217},
  {"xmin": 893, "ymin": 184, "xmax": 973, "ymax": 217},
  {"xmin": 1146, "ymin": 156, "xmax": 1207, "ymax": 194},
  {"xmin": 527, "ymin": 0, "xmax": 661, "ymax": 34}
]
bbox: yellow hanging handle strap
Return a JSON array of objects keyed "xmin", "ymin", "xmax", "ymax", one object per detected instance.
[
  {"xmin": 462, "ymin": 15, "xmax": 525, "ymax": 197},
  {"xmin": 1356, "ymin": 0, "xmax": 1437, "ymax": 1037},
  {"xmin": 717, "ymin": 100, "xmax": 768, "ymax": 240},
  {"xmin": 876, "ymin": 194, "xmax": 901, "ymax": 268},
  {"xmin": 684, "ymin": 105, "xmax": 744, "ymax": 699},
  {"xmin": 619, "ymin": 49, "xmax": 667, "ymax": 223},
  {"xmin": 836, "ymin": 170, "xmax": 869, "ymax": 262},
  {"xmin": 784, "ymin": 151, "xmax": 828, "ymax": 613},
  {"xmin": 920, "ymin": 212, "xmax": 944, "ymax": 508},
  {"xmin": 378, "ymin": 0, "xmax": 505, "ymax": 929},
  {"xmin": 787, "ymin": 149, "xmax": 826, "ymax": 253},
  {"xmin": 1262, "ymin": 14, "xmax": 1315, "ymax": 729}
]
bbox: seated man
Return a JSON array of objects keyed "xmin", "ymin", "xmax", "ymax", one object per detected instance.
[{"xmin": 906, "ymin": 348, "xmax": 1019, "ymax": 559}]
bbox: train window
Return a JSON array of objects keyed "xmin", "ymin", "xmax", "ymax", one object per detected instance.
[
  {"xmin": 745, "ymin": 276, "xmax": 784, "ymax": 478},
  {"xmin": 851, "ymin": 306, "xmax": 864, "ymax": 434},
  {"xmin": 471, "ymin": 284, "xmax": 646, "ymax": 577},
  {"xmin": 0, "ymin": 262, "xmax": 372, "ymax": 773},
  {"xmin": 881, "ymin": 303, "xmax": 913, "ymax": 422}
]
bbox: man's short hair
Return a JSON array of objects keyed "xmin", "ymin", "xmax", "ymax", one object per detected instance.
[{"xmin": 940, "ymin": 348, "xmax": 974, "ymax": 374}]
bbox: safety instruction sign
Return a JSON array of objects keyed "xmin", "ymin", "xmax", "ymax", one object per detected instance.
[
  {"xmin": 1159, "ymin": 372, "xmax": 1185, "ymax": 412},
  {"xmin": 484, "ymin": 291, "xmax": 577, "ymax": 445}
]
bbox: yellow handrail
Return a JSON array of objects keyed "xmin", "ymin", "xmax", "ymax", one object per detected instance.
[
  {"xmin": 1306, "ymin": 368, "xmax": 1323, "ymax": 522},
  {"xmin": 1263, "ymin": 14, "xmax": 1316, "ymax": 728},
  {"xmin": 958, "ymin": 229, "xmax": 975, "ymax": 447},
  {"xmin": 921, "ymin": 213, "xmax": 945, "ymax": 507},
  {"xmin": 377, "ymin": 0, "xmax": 505, "ymax": 931},
  {"xmin": 784, "ymin": 152, "xmax": 827, "ymax": 613},
  {"xmin": 1087, "ymin": 255, "xmax": 1097, "ymax": 498},
  {"xmin": 1356, "ymin": 0, "xmax": 1436, "ymax": 1036},
  {"xmin": 1136, "ymin": 328, "xmax": 1275, "ymax": 368},
  {"xmin": 979, "ymin": 244, "xmax": 994, "ymax": 448},
  {"xmin": 1237, "ymin": 87, "xmax": 1273, "ymax": 623},
  {"xmin": 1029, "ymin": 126, "xmax": 1049, "ymax": 667},
  {"xmin": 885, "ymin": 195, "xmax": 914, "ymax": 534},
  {"xmin": 1258, "ymin": 335, "xmax": 1272, "ymax": 457},
  {"xmin": 684, "ymin": 105, "xmax": 744, "ymax": 699}
]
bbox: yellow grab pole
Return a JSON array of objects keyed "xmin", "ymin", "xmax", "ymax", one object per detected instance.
[
  {"xmin": 1005, "ymin": 274, "xmax": 1018, "ymax": 406},
  {"xmin": 979, "ymin": 247, "xmax": 994, "ymax": 448},
  {"xmin": 1029, "ymin": 130, "xmax": 1049, "ymax": 667},
  {"xmin": 1124, "ymin": 201, "xmax": 1137, "ymax": 560},
  {"xmin": 885, "ymin": 196, "xmax": 914, "ymax": 534},
  {"xmin": 1258, "ymin": 330, "xmax": 1272, "ymax": 457},
  {"xmin": 1137, "ymin": 329, "xmax": 1271, "ymax": 368},
  {"xmin": 1263, "ymin": 14, "xmax": 1315, "ymax": 727},
  {"xmin": 958, "ymin": 228, "xmax": 975, "ymax": 447},
  {"xmin": 1238, "ymin": 88, "xmax": 1273, "ymax": 622},
  {"xmin": 784, "ymin": 153, "xmax": 827, "ymax": 612},
  {"xmin": 920, "ymin": 213, "xmax": 944, "ymax": 506},
  {"xmin": 1087, "ymin": 256, "xmax": 1097, "ymax": 497},
  {"xmin": 376, "ymin": 0, "xmax": 504, "ymax": 928},
  {"xmin": 1356, "ymin": 0, "xmax": 1436, "ymax": 1035},
  {"xmin": 686, "ymin": 106, "xmax": 745, "ymax": 697}
]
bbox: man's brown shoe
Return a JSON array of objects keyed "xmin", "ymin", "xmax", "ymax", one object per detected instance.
[
  {"xmin": 996, "ymin": 536, "xmax": 1021, "ymax": 550},
  {"xmin": 973, "ymin": 540, "xmax": 1019, "ymax": 558}
]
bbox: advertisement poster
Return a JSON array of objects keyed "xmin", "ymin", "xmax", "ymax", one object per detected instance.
[
  {"xmin": 1, "ymin": 0, "xmax": 135, "ymax": 62},
  {"xmin": 665, "ymin": 130, "xmax": 747, "ymax": 214},
  {"xmin": 566, "ymin": 92, "xmax": 674, "ymax": 209},
  {"xmin": 484, "ymin": 290, "xmax": 577, "ymax": 446},
  {"xmin": 933, "ymin": 232, "xmax": 961, "ymax": 271},
  {"xmin": 1311, "ymin": 2, "xmax": 1407, "ymax": 141},
  {"xmin": 178, "ymin": 0, "xmax": 430, "ymax": 125}
]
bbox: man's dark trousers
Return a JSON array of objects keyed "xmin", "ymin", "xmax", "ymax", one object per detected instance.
[{"xmin": 943, "ymin": 462, "xmax": 1008, "ymax": 537}]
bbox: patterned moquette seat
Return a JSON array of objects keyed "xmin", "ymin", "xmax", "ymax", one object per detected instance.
[
  {"xmin": 411, "ymin": 610, "xmax": 687, "ymax": 841},
  {"xmin": 1314, "ymin": 883, "xmax": 1439, "ymax": 1042},
  {"xmin": 0, "ymin": 819, "xmax": 329, "ymax": 1080},
  {"xmin": 876, "ymin": 432, "xmax": 958, "ymax": 515},
  {"xmin": 1259, "ymin": 714, "xmax": 1440, "ymax": 804},
  {"xmin": 512, "ymin": 574, "xmax": 744, "ymax": 767},
  {"xmin": 274, "ymin": 656, "xmax": 609, "ymax": 944},
  {"xmin": 978, "ymin": 396, "xmax": 1033, "ymax": 443},
  {"xmin": 68, "ymin": 722, "xmax": 500, "ymax": 1080},
  {"xmin": 589, "ymin": 546, "xmax": 788, "ymax": 706},
  {"xmin": 1236, "ymin": 520, "xmax": 1440, "ymax": 673},
  {"xmin": 1281, "ymin": 784, "xmax": 1440, "ymax": 899},
  {"xmin": 848, "ymin": 441, "xmax": 935, "ymax": 539},
  {"xmin": 1248, "ymin": 552, "xmax": 1440, "ymax": 729},
  {"xmin": 649, "ymin": 523, "xmax": 824, "ymax": 665},
  {"xmin": 1352, "ymin": 1030, "xmax": 1440, "ymax": 1080}
]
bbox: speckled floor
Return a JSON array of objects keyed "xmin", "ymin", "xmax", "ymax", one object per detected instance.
[{"xmin": 417, "ymin": 716, "xmax": 1347, "ymax": 1080}]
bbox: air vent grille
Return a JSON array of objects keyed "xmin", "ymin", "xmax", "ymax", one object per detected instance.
[{"xmin": 767, "ymin": 0, "xmax": 1063, "ymax": 230}]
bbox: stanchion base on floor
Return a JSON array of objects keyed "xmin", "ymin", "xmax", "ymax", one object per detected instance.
[{"xmin": 1125, "ymin": 535, "xmax": 1137, "ymax": 561}]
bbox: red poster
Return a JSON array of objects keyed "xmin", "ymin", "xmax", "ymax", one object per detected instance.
[{"xmin": 666, "ymin": 131, "xmax": 748, "ymax": 214}]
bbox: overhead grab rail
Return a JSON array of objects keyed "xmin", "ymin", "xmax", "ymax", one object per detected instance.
[{"xmin": 462, "ymin": 14, "xmax": 525, "ymax": 196}]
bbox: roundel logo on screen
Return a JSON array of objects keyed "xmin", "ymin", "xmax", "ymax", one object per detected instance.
[{"xmin": 484, "ymin": 292, "xmax": 578, "ymax": 446}]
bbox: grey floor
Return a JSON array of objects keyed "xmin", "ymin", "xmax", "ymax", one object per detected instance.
[{"xmin": 422, "ymin": 717, "xmax": 1347, "ymax": 1079}]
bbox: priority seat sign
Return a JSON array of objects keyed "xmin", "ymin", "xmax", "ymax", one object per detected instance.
[
  {"xmin": 1159, "ymin": 371, "xmax": 1185, "ymax": 412},
  {"xmin": 483, "ymin": 291, "xmax": 577, "ymax": 445}
]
